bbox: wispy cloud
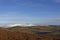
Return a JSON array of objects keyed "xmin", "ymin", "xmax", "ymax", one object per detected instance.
[
  {"xmin": 0, "ymin": 18, "xmax": 60, "ymax": 21},
  {"xmin": 15, "ymin": 0, "xmax": 44, "ymax": 8},
  {"xmin": 53, "ymin": 0, "xmax": 60, "ymax": 3}
]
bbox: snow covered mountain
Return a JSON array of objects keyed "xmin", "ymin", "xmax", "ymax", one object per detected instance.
[
  {"xmin": 0, "ymin": 24, "xmax": 35, "ymax": 28},
  {"xmin": 8, "ymin": 24, "xmax": 35, "ymax": 26}
]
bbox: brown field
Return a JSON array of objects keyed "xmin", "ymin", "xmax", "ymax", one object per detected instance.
[{"xmin": 0, "ymin": 29, "xmax": 60, "ymax": 40}]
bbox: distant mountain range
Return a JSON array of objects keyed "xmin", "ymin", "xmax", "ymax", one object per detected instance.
[
  {"xmin": 0, "ymin": 24, "xmax": 60, "ymax": 28},
  {"xmin": 0, "ymin": 24, "xmax": 36, "ymax": 28}
]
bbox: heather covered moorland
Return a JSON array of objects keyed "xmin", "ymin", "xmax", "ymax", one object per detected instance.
[{"xmin": 0, "ymin": 25, "xmax": 60, "ymax": 40}]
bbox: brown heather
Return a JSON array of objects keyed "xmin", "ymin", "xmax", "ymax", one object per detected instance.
[{"xmin": 0, "ymin": 29, "xmax": 60, "ymax": 40}]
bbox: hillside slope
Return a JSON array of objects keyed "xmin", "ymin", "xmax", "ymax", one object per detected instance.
[{"xmin": 0, "ymin": 29, "xmax": 60, "ymax": 40}]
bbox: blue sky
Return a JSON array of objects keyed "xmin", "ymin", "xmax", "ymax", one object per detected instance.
[{"xmin": 0, "ymin": 0, "xmax": 60, "ymax": 25}]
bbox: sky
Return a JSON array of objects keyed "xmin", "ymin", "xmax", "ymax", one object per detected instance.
[{"xmin": 0, "ymin": 0, "xmax": 60, "ymax": 25}]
